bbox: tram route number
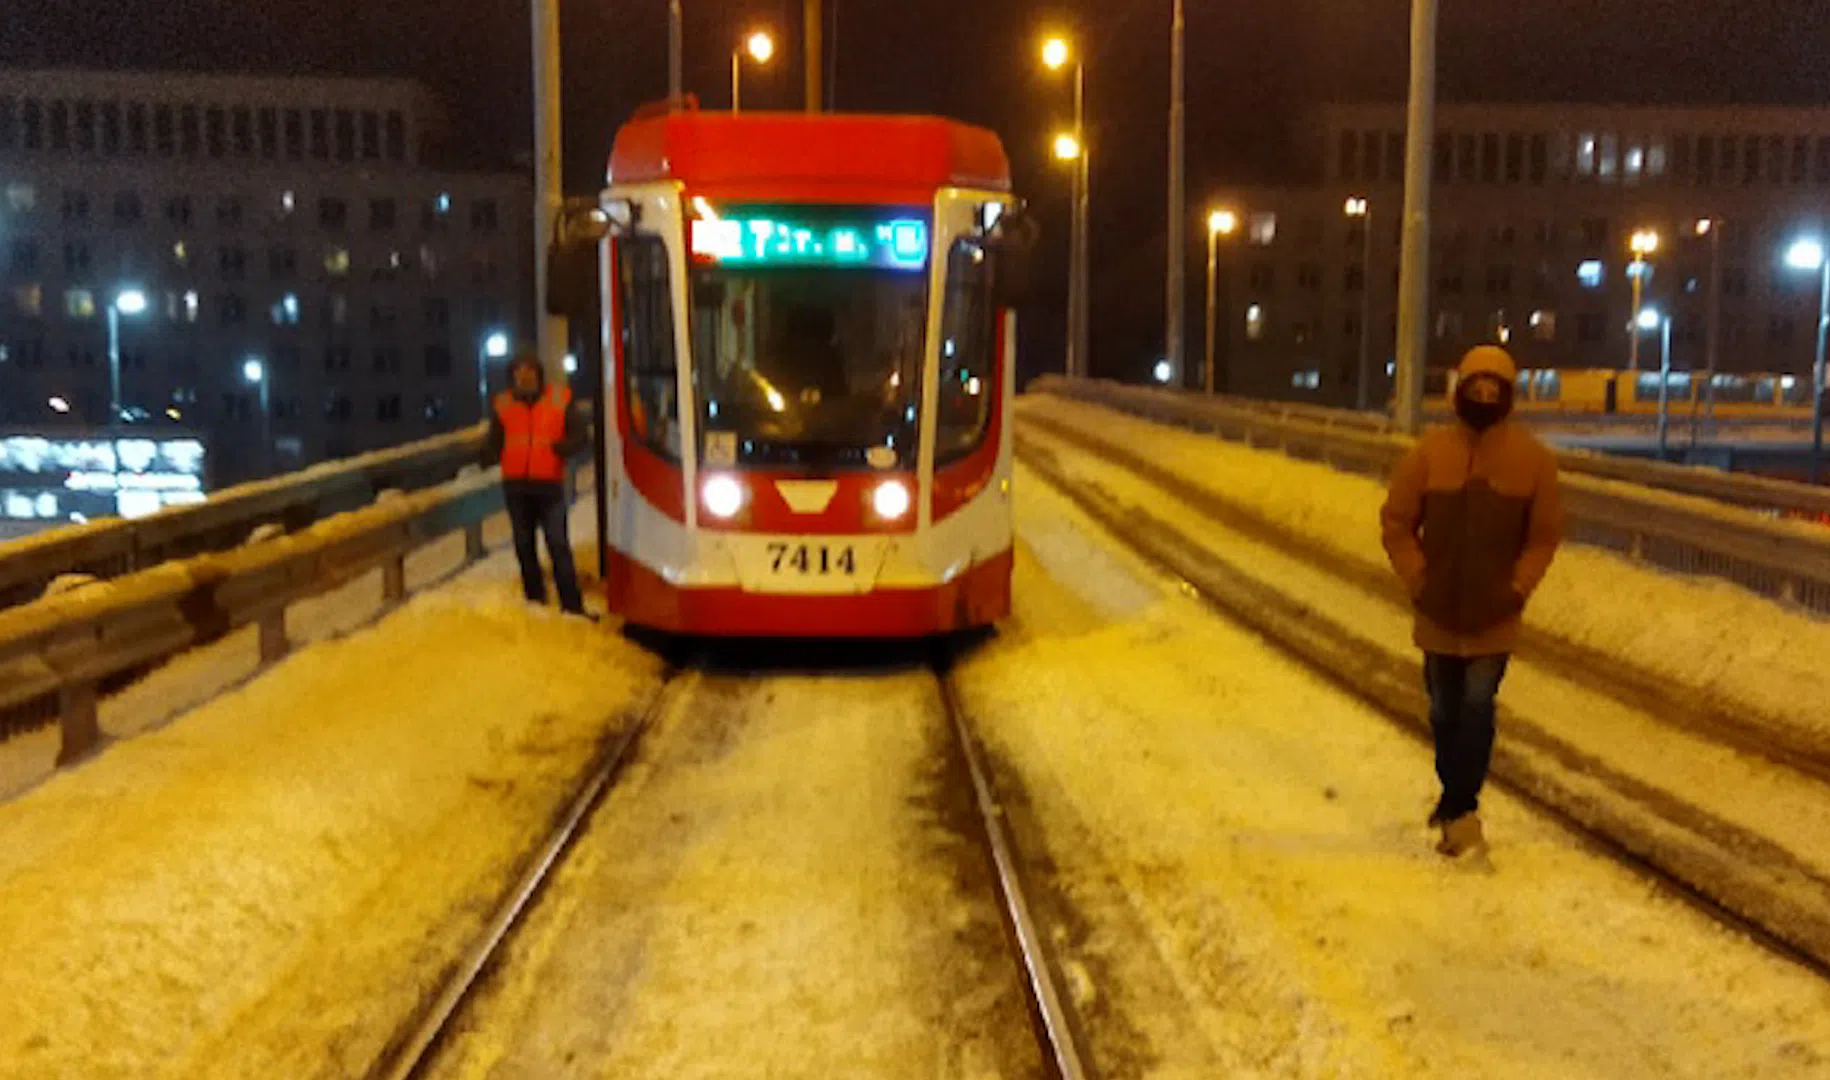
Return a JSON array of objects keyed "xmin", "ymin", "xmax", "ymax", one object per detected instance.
[{"xmin": 767, "ymin": 542, "xmax": 858, "ymax": 576}]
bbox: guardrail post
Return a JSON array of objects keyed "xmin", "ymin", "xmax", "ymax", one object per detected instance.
[
  {"xmin": 55, "ymin": 681, "xmax": 101, "ymax": 766},
  {"xmin": 258, "ymin": 610, "xmax": 290, "ymax": 665},
  {"xmin": 464, "ymin": 522, "xmax": 486, "ymax": 563},
  {"xmin": 382, "ymin": 555, "xmax": 407, "ymax": 608}
]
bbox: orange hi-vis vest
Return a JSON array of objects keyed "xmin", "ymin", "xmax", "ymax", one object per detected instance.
[{"xmin": 496, "ymin": 385, "xmax": 572, "ymax": 482}]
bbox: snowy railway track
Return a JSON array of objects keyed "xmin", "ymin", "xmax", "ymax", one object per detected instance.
[
  {"xmin": 368, "ymin": 660, "xmax": 693, "ymax": 1080},
  {"xmin": 934, "ymin": 652, "xmax": 1099, "ymax": 1080},
  {"xmin": 368, "ymin": 649, "xmax": 1096, "ymax": 1080},
  {"xmin": 1015, "ymin": 425, "xmax": 1830, "ymax": 983}
]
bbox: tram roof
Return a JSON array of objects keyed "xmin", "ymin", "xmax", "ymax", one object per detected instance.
[{"xmin": 607, "ymin": 109, "xmax": 1011, "ymax": 203}]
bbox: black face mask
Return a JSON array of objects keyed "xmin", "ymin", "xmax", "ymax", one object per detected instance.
[{"xmin": 1454, "ymin": 375, "xmax": 1513, "ymax": 432}]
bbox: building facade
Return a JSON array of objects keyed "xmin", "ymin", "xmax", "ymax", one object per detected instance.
[
  {"xmin": 1210, "ymin": 103, "xmax": 1830, "ymax": 407},
  {"xmin": 0, "ymin": 69, "xmax": 533, "ymax": 497}
]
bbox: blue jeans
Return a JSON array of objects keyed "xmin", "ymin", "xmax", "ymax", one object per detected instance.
[
  {"xmin": 1424, "ymin": 654, "xmax": 1510, "ymax": 820},
  {"xmin": 505, "ymin": 484, "xmax": 584, "ymax": 614}
]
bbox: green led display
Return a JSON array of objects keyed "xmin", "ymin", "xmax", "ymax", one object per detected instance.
[{"xmin": 691, "ymin": 210, "xmax": 930, "ymax": 271}]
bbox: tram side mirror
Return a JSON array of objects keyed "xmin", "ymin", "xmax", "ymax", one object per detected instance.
[
  {"xmin": 545, "ymin": 199, "xmax": 634, "ymax": 318},
  {"xmin": 985, "ymin": 207, "xmax": 1041, "ymax": 309}
]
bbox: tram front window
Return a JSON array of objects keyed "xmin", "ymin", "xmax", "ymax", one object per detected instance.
[{"xmin": 691, "ymin": 267, "xmax": 928, "ymax": 469}]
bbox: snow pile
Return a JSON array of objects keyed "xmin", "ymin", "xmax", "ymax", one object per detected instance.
[
  {"xmin": 1021, "ymin": 394, "xmax": 1830, "ymax": 751},
  {"xmin": 0, "ymin": 560, "xmax": 662, "ymax": 1079},
  {"xmin": 430, "ymin": 672, "xmax": 1038, "ymax": 1079},
  {"xmin": 952, "ymin": 470, "xmax": 1830, "ymax": 1077}
]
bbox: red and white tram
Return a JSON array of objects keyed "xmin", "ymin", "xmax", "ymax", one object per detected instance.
[{"xmin": 550, "ymin": 107, "xmax": 1032, "ymax": 637}]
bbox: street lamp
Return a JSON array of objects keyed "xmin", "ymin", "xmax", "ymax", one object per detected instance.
[
  {"xmin": 1784, "ymin": 237, "xmax": 1830, "ymax": 483},
  {"xmin": 1041, "ymin": 34, "xmax": 1090, "ymax": 380},
  {"xmin": 1692, "ymin": 218, "xmax": 1724, "ymax": 446},
  {"xmin": 243, "ymin": 357, "xmax": 272, "ymax": 477},
  {"xmin": 1344, "ymin": 196, "xmax": 1377, "ymax": 411},
  {"xmin": 732, "ymin": 30, "xmax": 776, "ymax": 113},
  {"xmin": 1628, "ymin": 228, "xmax": 1661, "ymax": 374},
  {"xmin": 1204, "ymin": 208, "xmax": 1239, "ymax": 396},
  {"xmin": 480, "ymin": 330, "xmax": 511, "ymax": 420},
  {"xmin": 107, "ymin": 288, "xmax": 149, "ymax": 427}
]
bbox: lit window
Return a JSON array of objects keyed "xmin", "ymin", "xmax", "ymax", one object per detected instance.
[
  {"xmin": 1530, "ymin": 309, "xmax": 1557, "ymax": 341},
  {"xmin": 1291, "ymin": 369, "xmax": 1320, "ymax": 390},
  {"xmin": 325, "ymin": 247, "xmax": 351, "ymax": 276},
  {"xmin": 171, "ymin": 240, "xmax": 189, "ymax": 266},
  {"xmin": 1248, "ymin": 213, "xmax": 1278, "ymax": 247},
  {"xmin": 1576, "ymin": 134, "xmax": 1597, "ymax": 176},
  {"xmin": 271, "ymin": 293, "xmax": 301, "ymax": 325},
  {"xmin": 1245, "ymin": 303, "xmax": 1267, "ymax": 341},
  {"xmin": 13, "ymin": 284, "xmax": 42, "ymax": 317},
  {"xmin": 64, "ymin": 289, "xmax": 97, "ymax": 319},
  {"xmin": 279, "ymin": 190, "xmax": 296, "ymax": 215},
  {"xmin": 5, "ymin": 183, "xmax": 36, "ymax": 213},
  {"xmin": 1577, "ymin": 260, "xmax": 1605, "ymax": 289},
  {"xmin": 182, "ymin": 290, "xmax": 199, "ymax": 323},
  {"xmin": 1624, "ymin": 145, "xmax": 1644, "ymax": 179}
]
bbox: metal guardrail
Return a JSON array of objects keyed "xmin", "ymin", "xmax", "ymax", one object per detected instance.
[
  {"xmin": 1197, "ymin": 388, "xmax": 1830, "ymax": 520},
  {"xmin": 0, "ymin": 425, "xmax": 487, "ymax": 611},
  {"xmin": 1032, "ymin": 377, "xmax": 1830, "ymax": 615},
  {"xmin": 0, "ymin": 468, "xmax": 502, "ymax": 764}
]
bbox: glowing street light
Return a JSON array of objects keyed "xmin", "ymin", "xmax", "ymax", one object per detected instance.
[
  {"xmin": 1344, "ymin": 196, "xmax": 1377, "ymax": 409},
  {"xmin": 1627, "ymin": 228, "xmax": 1661, "ymax": 373},
  {"xmin": 1204, "ymin": 207, "xmax": 1240, "ymax": 396},
  {"xmin": 244, "ymin": 357, "xmax": 273, "ymax": 478},
  {"xmin": 1039, "ymin": 33, "xmax": 1089, "ymax": 379},
  {"xmin": 480, "ymin": 330, "xmax": 511, "ymax": 420},
  {"xmin": 485, "ymin": 331, "xmax": 512, "ymax": 359},
  {"xmin": 1636, "ymin": 306, "xmax": 1664, "ymax": 332},
  {"xmin": 732, "ymin": 30, "xmax": 776, "ymax": 113},
  {"xmin": 1784, "ymin": 236, "xmax": 1830, "ymax": 482},
  {"xmin": 1153, "ymin": 358, "xmax": 1174, "ymax": 384},
  {"xmin": 48, "ymin": 396, "xmax": 71, "ymax": 414},
  {"xmin": 107, "ymin": 287, "xmax": 150, "ymax": 427}
]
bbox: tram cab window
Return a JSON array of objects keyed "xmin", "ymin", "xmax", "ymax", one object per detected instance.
[
  {"xmin": 688, "ymin": 246, "xmax": 929, "ymax": 470},
  {"xmin": 1635, "ymin": 373, "xmax": 1693, "ymax": 403},
  {"xmin": 617, "ymin": 235, "xmax": 681, "ymax": 460},
  {"xmin": 936, "ymin": 238, "xmax": 997, "ymax": 464}
]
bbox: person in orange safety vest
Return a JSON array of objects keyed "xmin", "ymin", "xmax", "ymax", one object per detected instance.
[{"xmin": 484, "ymin": 349, "xmax": 588, "ymax": 616}]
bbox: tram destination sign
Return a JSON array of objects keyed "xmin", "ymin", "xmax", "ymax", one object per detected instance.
[{"xmin": 690, "ymin": 205, "xmax": 931, "ymax": 271}]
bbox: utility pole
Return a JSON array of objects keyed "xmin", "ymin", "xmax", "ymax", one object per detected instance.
[
  {"xmin": 532, "ymin": 0, "xmax": 566, "ymax": 384},
  {"xmin": 669, "ymin": 0, "xmax": 684, "ymax": 101},
  {"xmin": 1393, "ymin": 0, "xmax": 1439, "ymax": 433},
  {"xmin": 1166, "ymin": 0, "xmax": 1186, "ymax": 385},
  {"xmin": 805, "ymin": 0, "xmax": 823, "ymax": 112}
]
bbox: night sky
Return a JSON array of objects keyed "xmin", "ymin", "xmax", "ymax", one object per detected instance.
[{"xmin": 6, "ymin": 0, "xmax": 1829, "ymax": 377}]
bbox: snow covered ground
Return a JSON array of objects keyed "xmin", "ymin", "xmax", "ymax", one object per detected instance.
[
  {"xmin": 0, "ymin": 536, "xmax": 663, "ymax": 1080},
  {"xmin": 427, "ymin": 668, "xmax": 1042, "ymax": 1080},
  {"xmin": 950, "ymin": 462, "xmax": 1830, "ymax": 1078},
  {"xmin": 1020, "ymin": 393, "xmax": 1830, "ymax": 756}
]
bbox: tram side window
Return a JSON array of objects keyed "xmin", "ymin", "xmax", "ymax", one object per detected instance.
[
  {"xmin": 935, "ymin": 239, "xmax": 998, "ymax": 464},
  {"xmin": 618, "ymin": 236, "xmax": 681, "ymax": 460}
]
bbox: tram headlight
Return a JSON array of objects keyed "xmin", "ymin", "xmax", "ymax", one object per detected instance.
[
  {"xmin": 702, "ymin": 474, "xmax": 746, "ymax": 520},
  {"xmin": 872, "ymin": 480, "xmax": 912, "ymax": 521}
]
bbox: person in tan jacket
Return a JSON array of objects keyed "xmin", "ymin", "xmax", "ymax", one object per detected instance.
[{"xmin": 1381, "ymin": 345, "xmax": 1563, "ymax": 857}]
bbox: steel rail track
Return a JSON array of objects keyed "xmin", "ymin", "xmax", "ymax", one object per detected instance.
[
  {"xmin": 1015, "ymin": 430, "xmax": 1830, "ymax": 982},
  {"xmin": 933, "ymin": 658, "xmax": 1098, "ymax": 1080}
]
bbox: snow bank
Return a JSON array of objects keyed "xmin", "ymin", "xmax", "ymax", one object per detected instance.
[
  {"xmin": 0, "ymin": 555, "xmax": 663, "ymax": 1079},
  {"xmin": 1021, "ymin": 393, "xmax": 1830, "ymax": 752},
  {"xmin": 955, "ymin": 466, "xmax": 1830, "ymax": 1077}
]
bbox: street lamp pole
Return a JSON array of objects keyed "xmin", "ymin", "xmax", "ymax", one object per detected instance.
[
  {"xmin": 1692, "ymin": 219, "xmax": 1722, "ymax": 447},
  {"xmin": 1205, "ymin": 209, "xmax": 1237, "ymax": 396},
  {"xmin": 1628, "ymin": 229, "xmax": 1660, "ymax": 376},
  {"xmin": 733, "ymin": 32, "xmax": 776, "ymax": 114},
  {"xmin": 1657, "ymin": 314, "xmax": 1673, "ymax": 460},
  {"xmin": 669, "ymin": 0, "xmax": 684, "ymax": 101},
  {"xmin": 106, "ymin": 303, "xmax": 123, "ymax": 429},
  {"xmin": 1814, "ymin": 257, "xmax": 1829, "ymax": 484},
  {"xmin": 532, "ymin": 0, "xmax": 567, "ymax": 385},
  {"xmin": 1166, "ymin": 0, "xmax": 1187, "ymax": 386},
  {"xmin": 1347, "ymin": 197, "xmax": 1376, "ymax": 411},
  {"xmin": 1072, "ymin": 59, "xmax": 1089, "ymax": 380},
  {"xmin": 1393, "ymin": 0, "xmax": 1439, "ymax": 433},
  {"xmin": 244, "ymin": 359, "xmax": 271, "ymax": 477}
]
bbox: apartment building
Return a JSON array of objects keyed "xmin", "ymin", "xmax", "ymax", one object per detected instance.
[
  {"xmin": 0, "ymin": 69, "xmax": 533, "ymax": 500},
  {"xmin": 1210, "ymin": 103, "xmax": 1830, "ymax": 406}
]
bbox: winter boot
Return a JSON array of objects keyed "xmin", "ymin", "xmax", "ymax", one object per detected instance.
[
  {"xmin": 1436, "ymin": 813, "xmax": 1486, "ymax": 858},
  {"xmin": 1427, "ymin": 798, "xmax": 1450, "ymax": 828}
]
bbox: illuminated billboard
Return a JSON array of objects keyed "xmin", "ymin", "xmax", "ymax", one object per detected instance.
[{"xmin": 0, "ymin": 431, "xmax": 210, "ymax": 525}]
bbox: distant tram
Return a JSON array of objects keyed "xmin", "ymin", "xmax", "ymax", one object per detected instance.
[
  {"xmin": 548, "ymin": 105, "xmax": 1033, "ymax": 637},
  {"xmin": 1430, "ymin": 367, "xmax": 1818, "ymax": 419}
]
